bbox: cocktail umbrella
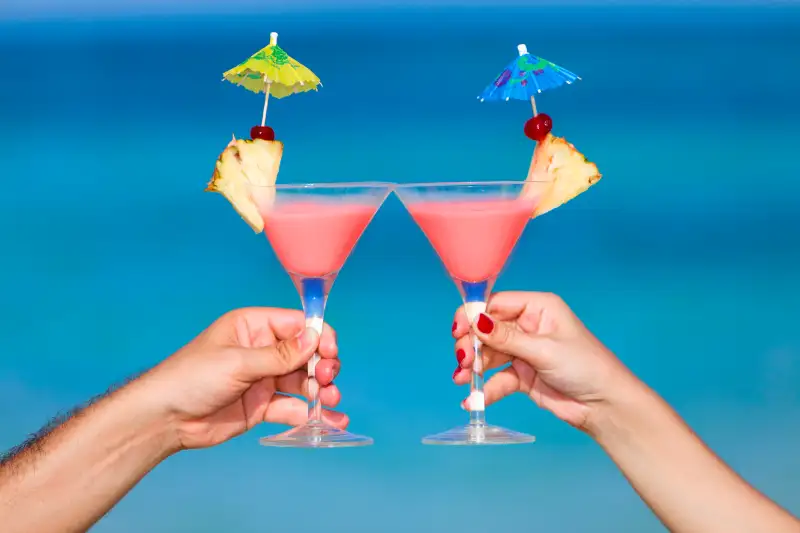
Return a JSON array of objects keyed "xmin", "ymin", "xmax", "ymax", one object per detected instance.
[
  {"xmin": 478, "ymin": 44, "xmax": 580, "ymax": 141},
  {"xmin": 223, "ymin": 32, "xmax": 321, "ymax": 140}
]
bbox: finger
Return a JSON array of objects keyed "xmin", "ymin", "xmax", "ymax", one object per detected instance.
[
  {"xmin": 318, "ymin": 384, "xmax": 341, "ymax": 408},
  {"xmin": 452, "ymin": 334, "xmax": 474, "ymax": 383},
  {"xmin": 486, "ymin": 291, "xmax": 567, "ymax": 323},
  {"xmin": 229, "ymin": 308, "xmax": 339, "ymax": 354},
  {"xmin": 452, "ymin": 337, "xmax": 493, "ymax": 383},
  {"xmin": 472, "ymin": 313, "xmax": 553, "ymax": 371},
  {"xmin": 455, "ymin": 336, "xmax": 474, "ymax": 368},
  {"xmin": 455, "ymin": 338, "xmax": 511, "ymax": 370},
  {"xmin": 454, "ymin": 366, "xmax": 471, "ymax": 385},
  {"xmin": 237, "ymin": 307, "xmax": 306, "ymax": 340},
  {"xmin": 240, "ymin": 327, "xmax": 319, "ymax": 380},
  {"xmin": 512, "ymin": 359, "xmax": 537, "ymax": 394},
  {"xmin": 276, "ymin": 361, "xmax": 341, "ymax": 395},
  {"xmin": 316, "ymin": 323, "xmax": 339, "ymax": 359},
  {"xmin": 451, "ymin": 294, "xmax": 529, "ymax": 342},
  {"xmin": 481, "ymin": 366, "xmax": 521, "ymax": 408},
  {"xmin": 452, "ymin": 347, "xmax": 514, "ymax": 386},
  {"xmin": 270, "ymin": 314, "xmax": 338, "ymax": 355},
  {"xmin": 452, "ymin": 307, "xmax": 470, "ymax": 338},
  {"xmin": 265, "ymin": 314, "xmax": 337, "ymax": 358},
  {"xmin": 264, "ymin": 394, "xmax": 349, "ymax": 428},
  {"xmin": 314, "ymin": 358, "xmax": 340, "ymax": 385}
]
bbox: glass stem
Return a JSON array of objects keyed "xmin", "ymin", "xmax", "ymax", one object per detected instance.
[
  {"xmin": 469, "ymin": 333, "xmax": 486, "ymax": 426},
  {"xmin": 461, "ymin": 280, "xmax": 491, "ymax": 428},
  {"xmin": 299, "ymin": 277, "xmax": 328, "ymax": 425}
]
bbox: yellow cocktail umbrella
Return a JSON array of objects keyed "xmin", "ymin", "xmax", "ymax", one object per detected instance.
[{"xmin": 223, "ymin": 32, "xmax": 321, "ymax": 132}]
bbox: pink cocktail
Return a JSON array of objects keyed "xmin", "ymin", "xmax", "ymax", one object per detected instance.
[
  {"xmin": 395, "ymin": 181, "xmax": 547, "ymax": 445},
  {"xmin": 264, "ymin": 203, "xmax": 378, "ymax": 278},
  {"xmin": 406, "ymin": 199, "xmax": 536, "ymax": 283},
  {"xmin": 256, "ymin": 183, "xmax": 392, "ymax": 448}
]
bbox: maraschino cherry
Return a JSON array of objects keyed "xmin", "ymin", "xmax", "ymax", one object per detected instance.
[
  {"xmin": 250, "ymin": 125, "xmax": 275, "ymax": 141},
  {"xmin": 524, "ymin": 113, "xmax": 552, "ymax": 142}
]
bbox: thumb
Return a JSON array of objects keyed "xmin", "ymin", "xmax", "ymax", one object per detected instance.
[
  {"xmin": 241, "ymin": 327, "xmax": 319, "ymax": 380},
  {"xmin": 473, "ymin": 313, "xmax": 551, "ymax": 370}
]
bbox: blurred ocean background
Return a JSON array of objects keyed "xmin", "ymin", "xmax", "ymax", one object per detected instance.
[{"xmin": 2, "ymin": 2, "xmax": 800, "ymax": 532}]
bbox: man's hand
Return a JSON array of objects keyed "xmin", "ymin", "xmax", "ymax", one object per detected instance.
[
  {"xmin": 0, "ymin": 307, "xmax": 348, "ymax": 533},
  {"xmin": 141, "ymin": 307, "xmax": 348, "ymax": 450}
]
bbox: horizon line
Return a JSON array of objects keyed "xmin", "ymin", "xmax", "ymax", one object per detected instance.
[{"xmin": 2, "ymin": 0, "xmax": 799, "ymax": 23}]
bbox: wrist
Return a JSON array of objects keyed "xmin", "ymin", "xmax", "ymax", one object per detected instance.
[
  {"xmin": 583, "ymin": 369, "xmax": 663, "ymax": 445},
  {"xmin": 118, "ymin": 377, "xmax": 183, "ymax": 459}
]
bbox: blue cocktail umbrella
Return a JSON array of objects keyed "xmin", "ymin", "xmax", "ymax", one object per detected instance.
[{"xmin": 478, "ymin": 44, "xmax": 580, "ymax": 117}]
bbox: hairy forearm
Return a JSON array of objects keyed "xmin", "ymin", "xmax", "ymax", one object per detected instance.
[
  {"xmin": 589, "ymin": 378, "xmax": 800, "ymax": 533},
  {"xmin": 0, "ymin": 381, "xmax": 179, "ymax": 533}
]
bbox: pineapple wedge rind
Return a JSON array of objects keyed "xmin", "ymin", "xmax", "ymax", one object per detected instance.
[
  {"xmin": 206, "ymin": 145, "xmax": 263, "ymax": 232},
  {"xmin": 524, "ymin": 134, "xmax": 601, "ymax": 217},
  {"xmin": 206, "ymin": 137, "xmax": 283, "ymax": 233}
]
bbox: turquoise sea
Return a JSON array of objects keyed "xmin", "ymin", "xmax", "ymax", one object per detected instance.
[{"xmin": 1, "ymin": 5, "xmax": 800, "ymax": 532}]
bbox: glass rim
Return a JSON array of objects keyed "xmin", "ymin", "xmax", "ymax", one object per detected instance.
[
  {"xmin": 243, "ymin": 181, "xmax": 395, "ymax": 190},
  {"xmin": 394, "ymin": 180, "xmax": 548, "ymax": 189}
]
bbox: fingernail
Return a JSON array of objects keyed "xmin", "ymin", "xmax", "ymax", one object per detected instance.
[
  {"xmin": 476, "ymin": 313, "xmax": 494, "ymax": 335},
  {"xmin": 452, "ymin": 367, "xmax": 460, "ymax": 380},
  {"xmin": 456, "ymin": 349, "xmax": 465, "ymax": 365},
  {"xmin": 451, "ymin": 321, "xmax": 457, "ymax": 333},
  {"xmin": 460, "ymin": 399, "xmax": 468, "ymax": 410}
]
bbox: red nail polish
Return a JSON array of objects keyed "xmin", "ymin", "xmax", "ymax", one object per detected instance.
[
  {"xmin": 451, "ymin": 321, "xmax": 457, "ymax": 333},
  {"xmin": 477, "ymin": 313, "xmax": 494, "ymax": 334},
  {"xmin": 452, "ymin": 367, "xmax": 460, "ymax": 380},
  {"xmin": 456, "ymin": 349, "xmax": 465, "ymax": 364}
]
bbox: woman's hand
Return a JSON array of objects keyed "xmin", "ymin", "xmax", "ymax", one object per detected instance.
[{"xmin": 452, "ymin": 291, "xmax": 635, "ymax": 431}]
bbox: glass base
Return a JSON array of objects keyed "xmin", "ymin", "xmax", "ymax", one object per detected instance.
[
  {"xmin": 259, "ymin": 421, "xmax": 374, "ymax": 448},
  {"xmin": 422, "ymin": 423, "xmax": 536, "ymax": 446}
]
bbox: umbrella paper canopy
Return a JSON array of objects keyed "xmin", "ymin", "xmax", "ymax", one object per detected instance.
[
  {"xmin": 223, "ymin": 32, "xmax": 321, "ymax": 98},
  {"xmin": 223, "ymin": 32, "xmax": 321, "ymax": 130},
  {"xmin": 478, "ymin": 44, "xmax": 579, "ymax": 116}
]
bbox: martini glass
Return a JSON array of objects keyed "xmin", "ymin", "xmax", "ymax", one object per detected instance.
[
  {"xmin": 394, "ymin": 180, "xmax": 548, "ymax": 445},
  {"xmin": 252, "ymin": 182, "xmax": 392, "ymax": 448}
]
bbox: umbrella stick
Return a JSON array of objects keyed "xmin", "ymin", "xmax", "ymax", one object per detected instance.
[
  {"xmin": 518, "ymin": 44, "xmax": 539, "ymax": 117},
  {"xmin": 261, "ymin": 32, "xmax": 279, "ymax": 127},
  {"xmin": 261, "ymin": 79, "xmax": 272, "ymax": 127}
]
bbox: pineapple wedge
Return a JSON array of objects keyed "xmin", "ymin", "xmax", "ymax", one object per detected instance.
[
  {"xmin": 524, "ymin": 134, "xmax": 601, "ymax": 217},
  {"xmin": 206, "ymin": 136, "xmax": 283, "ymax": 233}
]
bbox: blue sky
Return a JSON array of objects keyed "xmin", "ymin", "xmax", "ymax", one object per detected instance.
[{"xmin": 2, "ymin": 0, "xmax": 795, "ymax": 21}]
